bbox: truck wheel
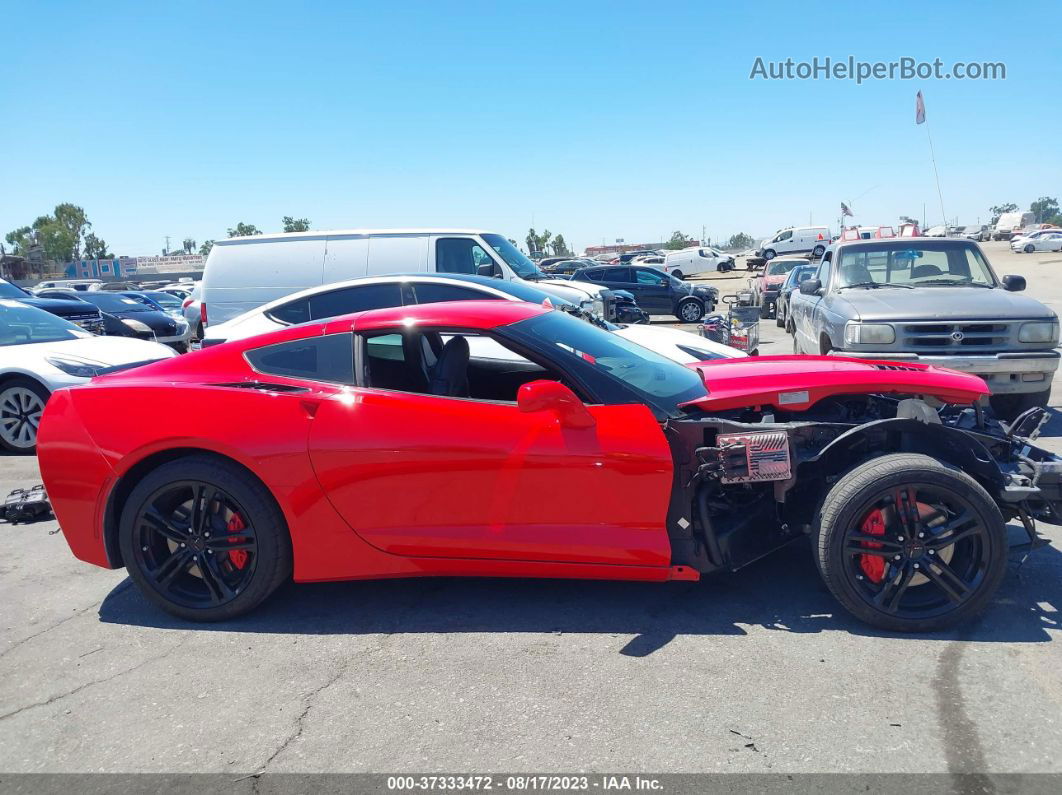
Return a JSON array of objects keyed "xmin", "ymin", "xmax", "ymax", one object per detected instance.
[
  {"xmin": 988, "ymin": 388, "xmax": 1050, "ymax": 421},
  {"xmin": 763, "ymin": 249, "xmax": 777, "ymax": 261},
  {"xmin": 676, "ymin": 298, "xmax": 704, "ymax": 323},
  {"xmin": 815, "ymin": 453, "xmax": 1007, "ymax": 632}
]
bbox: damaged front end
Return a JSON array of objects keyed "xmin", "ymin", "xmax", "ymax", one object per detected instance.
[{"xmin": 662, "ymin": 397, "xmax": 1062, "ymax": 576}]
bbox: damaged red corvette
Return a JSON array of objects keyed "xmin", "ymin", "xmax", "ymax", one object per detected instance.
[{"xmin": 37, "ymin": 300, "xmax": 1062, "ymax": 631}]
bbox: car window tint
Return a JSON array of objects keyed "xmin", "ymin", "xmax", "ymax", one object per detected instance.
[
  {"xmin": 603, "ymin": 267, "xmax": 633, "ymax": 283},
  {"xmin": 582, "ymin": 269, "xmax": 603, "ymax": 281},
  {"xmin": 266, "ymin": 298, "xmax": 311, "ymax": 325},
  {"xmin": 634, "ymin": 269, "xmax": 663, "ymax": 285},
  {"xmin": 246, "ymin": 333, "xmax": 354, "ymax": 383},
  {"xmin": 308, "ymin": 283, "xmax": 402, "ymax": 320},
  {"xmin": 411, "ymin": 283, "xmax": 498, "ymax": 304},
  {"xmin": 436, "ymin": 238, "xmax": 493, "ymax": 275}
]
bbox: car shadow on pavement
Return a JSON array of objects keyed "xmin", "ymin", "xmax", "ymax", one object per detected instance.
[{"xmin": 98, "ymin": 526, "xmax": 1061, "ymax": 656}]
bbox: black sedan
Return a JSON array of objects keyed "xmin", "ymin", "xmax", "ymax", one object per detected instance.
[
  {"xmin": 0, "ymin": 279, "xmax": 105, "ymax": 334},
  {"xmin": 57, "ymin": 291, "xmax": 192, "ymax": 351},
  {"xmin": 568, "ymin": 265, "xmax": 718, "ymax": 322},
  {"xmin": 775, "ymin": 263, "xmax": 818, "ymax": 329}
]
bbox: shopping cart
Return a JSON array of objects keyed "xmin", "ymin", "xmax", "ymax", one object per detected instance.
[{"xmin": 699, "ymin": 294, "xmax": 760, "ymax": 355}]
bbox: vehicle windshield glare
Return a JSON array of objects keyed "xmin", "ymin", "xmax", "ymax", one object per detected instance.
[
  {"xmin": 85, "ymin": 293, "xmax": 153, "ymax": 312},
  {"xmin": 0, "ymin": 281, "xmax": 30, "ymax": 299},
  {"xmin": 835, "ymin": 241, "xmax": 997, "ymax": 288},
  {"xmin": 0, "ymin": 302, "xmax": 92, "ymax": 346},
  {"xmin": 481, "ymin": 233, "xmax": 546, "ymax": 280},
  {"xmin": 506, "ymin": 309, "xmax": 706, "ymax": 409}
]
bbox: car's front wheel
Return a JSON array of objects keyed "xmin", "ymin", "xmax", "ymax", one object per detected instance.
[
  {"xmin": 119, "ymin": 455, "xmax": 292, "ymax": 621},
  {"xmin": 0, "ymin": 377, "xmax": 49, "ymax": 454},
  {"xmin": 676, "ymin": 298, "xmax": 704, "ymax": 323},
  {"xmin": 775, "ymin": 304, "xmax": 786, "ymax": 327},
  {"xmin": 815, "ymin": 453, "xmax": 1007, "ymax": 632},
  {"xmin": 1025, "ymin": 244, "xmax": 1035, "ymax": 253},
  {"xmin": 763, "ymin": 249, "xmax": 777, "ymax": 260}
]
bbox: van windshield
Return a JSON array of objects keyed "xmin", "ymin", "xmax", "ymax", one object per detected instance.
[{"xmin": 482, "ymin": 234, "xmax": 546, "ymax": 281}]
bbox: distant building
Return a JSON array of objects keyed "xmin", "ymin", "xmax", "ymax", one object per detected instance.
[
  {"xmin": 66, "ymin": 254, "xmax": 206, "ymax": 279},
  {"xmin": 583, "ymin": 242, "xmax": 661, "ymax": 257}
]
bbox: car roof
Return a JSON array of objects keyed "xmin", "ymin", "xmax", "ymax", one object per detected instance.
[
  {"xmin": 215, "ymin": 228, "xmax": 493, "ymax": 245},
  {"xmin": 324, "ymin": 300, "xmax": 551, "ymax": 333}
]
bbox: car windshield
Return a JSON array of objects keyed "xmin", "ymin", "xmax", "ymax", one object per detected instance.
[
  {"xmin": 767, "ymin": 260, "xmax": 800, "ymax": 276},
  {"xmin": 82, "ymin": 293, "xmax": 154, "ymax": 312},
  {"xmin": 0, "ymin": 301, "xmax": 91, "ymax": 345},
  {"xmin": 143, "ymin": 291, "xmax": 182, "ymax": 308},
  {"xmin": 504, "ymin": 309, "xmax": 706, "ymax": 411},
  {"xmin": 835, "ymin": 241, "xmax": 997, "ymax": 288},
  {"xmin": 481, "ymin": 233, "xmax": 546, "ymax": 280},
  {"xmin": 786, "ymin": 266, "xmax": 815, "ymax": 286},
  {"xmin": 0, "ymin": 280, "xmax": 30, "ymax": 299}
]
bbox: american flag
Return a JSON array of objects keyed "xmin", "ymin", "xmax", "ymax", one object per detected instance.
[
  {"xmin": 841, "ymin": 202, "xmax": 853, "ymax": 217},
  {"xmin": 916, "ymin": 91, "xmax": 926, "ymax": 125}
]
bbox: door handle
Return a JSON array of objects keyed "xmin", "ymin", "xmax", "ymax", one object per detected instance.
[{"xmin": 300, "ymin": 399, "xmax": 321, "ymax": 418}]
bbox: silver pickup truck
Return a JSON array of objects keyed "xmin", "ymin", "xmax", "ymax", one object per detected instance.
[{"xmin": 787, "ymin": 237, "xmax": 1059, "ymax": 419}]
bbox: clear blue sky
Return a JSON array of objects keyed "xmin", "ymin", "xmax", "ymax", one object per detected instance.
[{"xmin": 1, "ymin": 0, "xmax": 1058, "ymax": 256}]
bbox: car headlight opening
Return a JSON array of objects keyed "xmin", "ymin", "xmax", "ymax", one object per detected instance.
[
  {"xmin": 45, "ymin": 357, "xmax": 103, "ymax": 378},
  {"xmin": 121, "ymin": 317, "xmax": 153, "ymax": 334},
  {"xmin": 844, "ymin": 322, "xmax": 895, "ymax": 346},
  {"xmin": 1018, "ymin": 321, "xmax": 1059, "ymax": 344}
]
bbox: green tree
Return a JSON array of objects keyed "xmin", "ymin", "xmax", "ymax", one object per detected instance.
[
  {"xmin": 227, "ymin": 222, "xmax": 261, "ymax": 238},
  {"xmin": 4, "ymin": 226, "xmax": 34, "ymax": 255},
  {"xmin": 199, "ymin": 240, "xmax": 215, "ymax": 256},
  {"xmin": 727, "ymin": 232, "xmax": 755, "ymax": 250},
  {"xmin": 182, "ymin": 238, "xmax": 196, "ymax": 254},
  {"xmin": 83, "ymin": 233, "xmax": 112, "ymax": 259},
  {"xmin": 32, "ymin": 215, "xmax": 77, "ymax": 263},
  {"xmin": 52, "ymin": 203, "xmax": 91, "ymax": 260},
  {"xmin": 525, "ymin": 227, "xmax": 553, "ymax": 255},
  {"xmin": 1030, "ymin": 197, "xmax": 1060, "ymax": 224},
  {"xmin": 282, "ymin": 216, "xmax": 311, "ymax": 233},
  {"xmin": 550, "ymin": 234, "xmax": 570, "ymax": 256},
  {"xmin": 989, "ymin": 203, "xmax": 1018, "ymax": 225},
  {"xmin": 664, "ymin": 231, "xmax": 693, "ymax": 250}
]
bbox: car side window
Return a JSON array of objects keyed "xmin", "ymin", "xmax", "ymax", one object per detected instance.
[
  {"xmin": 582, "ymin": 269, "xmax": 604, "ymax": 281},
  {"xmin": 436, "ymin": 238, "xmax": 494, "ymax": 275},
  {"xmin": 306, "ymin": 283, "xmax": 402, "ymax": 320},
  {"xmin": 266, "ymin": 299, "xmax": 311, "ymax": 325},
  {"xmin": 245, "ymin": 333, "xmax": 354, "ymax": 384},
  {"xmin": 410, "ymin": 283, "xmax": 499, "ymax": 304},
  {"xmin": 605, "ymin": 267, "xmax": 633, "ymax": 283},
  {"xmin": 816, "ymin": 259, "xmax": 832, "ymax": 289},
  {"xmin": 634, "ymin": 268, "xmax": 664, "ymax": 285}
]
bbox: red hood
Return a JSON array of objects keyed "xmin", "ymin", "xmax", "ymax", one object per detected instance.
[{"xmin": 680, "ymin": 355, "xmax": 989, "ymax": 412}]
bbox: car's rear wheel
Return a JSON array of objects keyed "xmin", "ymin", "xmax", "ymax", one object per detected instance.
[
  {"xmin": 677, "ymin": 298, "xmax": 704, "ymax": 322},
  {"xmin": 119, "ymin": 456, "xmax": 292, "ymax": 621},
  {"xmin": 763, "ymin": 249, "xmax": 777, "ymax": 260},
  {"xmin": 672, "ymin": 270, "xmax": 684, "ymax": 280},
  {"xmin": 0, "ymin": 378, "xmax": 49, "ymax": 454},
  {"xmin": 989, "ymin": 388, "xmax": 1050, "ymax": 421},
  {"xmin": 815, "ymin": 453, "xmax": 1007, "ymax": 632}
]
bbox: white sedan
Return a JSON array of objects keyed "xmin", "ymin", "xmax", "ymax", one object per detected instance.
[
  {"xmin": 202, "ymin": 274, "xmax": 745, "ymax": 364},
  {"xmin": 0, "ymin": 300, "xmax": 176, "ymax": 452},
  {"xmin": 1012, "ymin": 230, "xmax": 1062, "ymax": 253}
]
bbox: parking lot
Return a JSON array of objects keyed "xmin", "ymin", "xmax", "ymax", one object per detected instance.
[{"xmin": 2, "ymin": 242, "xmax": 1062, "ymax": 777}]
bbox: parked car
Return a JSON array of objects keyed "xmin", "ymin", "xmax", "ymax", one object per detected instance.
[
  {"xmin": 1012, "ymin": 230, "xmax": 1062, "ymax": 254},
  {"xmin": 774, "ymin": 263, "xmax": 817, "ymax": 328},
  {"xmin": 992, "ymin": 211, "xmax": 1035, "ymax": 241},
  {"xmin": 959, "ymin": 225, "xmax": 991, "ymax": 242},
  {"xmin": 757, "ymin": 226, "xmax": 831, "ymax": 261},
  {"xmin": 182, "ymin": 285, "xmax": 204, "ymax": 340},
  {"xmin": 202, "ymin": 274, "xmax": 740, "ymax": 364},
  {"xmin": 749, "ymin": 256, "xmax": 807, "ymax": 319},
  {"xmin": 618, "ymin": 250, "xmax": 661, "ymax": 264},
  {"xmin": 121, "ymin": 290, "xmax": 187, "ymax": 318},
  {"xmin": 39, "ymin": 298, "xmax": 1062, "ymax": 632},
  {"xmin": 73, "ymin": 292, "xmax": 193, "ymax": 352},
  {"xmin": 787, "ymin": 237, "xmax": 1059, "ymax": 419},
  {"xmin": 662, "ymin": 247, "xmax": 735, "ymax": 279},
  {"xmin": 0, "ymin": 300, "xmax": 175, "ymax": 452},
  {"xmin": 539, "ymin": 259, "xmax": 586, "ymax": 276},
  {"xmin": 0, "ymin": 278, "xmax": 105, "ymax": 335},
  {"xmin": 32, "ymin": 278, "xmax": 103, "ymax": 292},
  {"xmin": 201, "ymin": 229, "xmax": 622, "ymax": 326},
  {"xmin": 631, "ymin": 255, "xmax": 665, "ymax": 266},
  {"xmin": 568, "ymin": 265, "xmax": 718, "ymax": 322},
  {"xmin": 923, "ymin": 225, "xmax": 948, "ymax": 237}
]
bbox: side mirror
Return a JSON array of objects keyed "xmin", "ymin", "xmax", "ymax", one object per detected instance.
[
  {"xmin": 517, "ymin": 380, "xmax": 596, "ymax": 429},
  {"xmin": 1002, "ymin": 274, "xmax": 1026, "ymax": 292},
  {"xmin": 477, "ymin": 263, "xmax": 500, "ymax": 278},
  {"xmin": 799, "ymin": 279, "xmax": 822, "ymax": 295}
]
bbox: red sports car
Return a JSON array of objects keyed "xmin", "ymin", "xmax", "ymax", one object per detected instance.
[{"xmin": 37, "ymin": 300, "xmax": 1062, "ymax": 631}]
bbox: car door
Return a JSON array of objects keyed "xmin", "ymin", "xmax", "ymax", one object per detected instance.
[
  {"xmin": 796, "ymin": 258, "xmax": 831, "ymax": 353},
  {"xmin": 628, "ymin": 268, "xmax": 672, "ymax": 312},
  {"xmin": 305, "ymin": 330, "xmax": 673, "ymax": 566}
]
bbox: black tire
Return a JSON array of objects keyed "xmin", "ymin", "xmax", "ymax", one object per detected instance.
[
  {"xmin": 763, "ymin": 249, "xmax": 777, "ymax": 260},
  {"xmin": 0, "ymin": 377, "xmax": 50, "ymax": 454},
  {"xmin": 119, "ymin": 455, "xmax": 292, "ymax": 621},
  {"xmin": 815, "ymin": 453, "xmax": 1007, "ymax": 632},
  {"xmin": 812, "ymin": 244, "xmax": 825, "ymax": 258},
  {"xmin": 1024, "ymin": 244, "xmax": 1035, "ymax": 254},
  {"xmin": 775, "ymin": 305, "xmax": 785, "ymax": 327},
  {"xmin": 989, "ymin": 389, "xmax": 1050, "ymax": 421},
  {"xmin": 676, "ymin": 298, "xmax": 704, "ymax": 323},
  {"xmin": 759, "ymin": 302, "xmax": 771, "ymax": 320},
  {"xmin": 672, "ymin": 270, "xmax": 684, "ymax": 280}
]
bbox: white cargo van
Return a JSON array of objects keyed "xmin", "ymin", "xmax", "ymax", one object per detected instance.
[
  {"xmin": 661, "ymin": 246, "xmax": 735, "ymax": 279},
  {"xmin": 200, "ymin": 229, "xmax": 614, "ymax": 326},
  {"xmin": 992, "ymin": 212, "xmax": 1035, "ymax": 241},
  {"xmin": 757, "ymin": 226, "xmax": 831, "ymax": 260}
]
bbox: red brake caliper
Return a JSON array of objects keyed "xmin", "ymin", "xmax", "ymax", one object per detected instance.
[
  {"xmin": 226, "ymin": 513, "xmax": 248, "ymax": 570},
  {"xmin": 859, "ymin": 509, "xmax": 886, "ymax": 583}
]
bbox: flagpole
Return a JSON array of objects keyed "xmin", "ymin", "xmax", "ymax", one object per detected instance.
[{"xmin": 918, "ymin": 91, "xmax": 947, "ymax": 228}]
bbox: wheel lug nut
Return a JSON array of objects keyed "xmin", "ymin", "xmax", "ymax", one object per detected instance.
[
  {"xmin": 913, "ymin": 563, "xmax": 920, "ymax": 569},
  {"xmin": 179, "ymin": 542, "xmax": 185, "ymax": 548},
  {"xmin": 894, "ymin": 555, "xmax": 902, "ymax": 561},
  {"xmin": 928, "ymin": 549, "xmax": 935, "ymax": 555},
  {"xmin": 918, "ymin": 532, "xmax": 925, "ymax": 539},
  {"xmin": 897, "ymin": 536, "xmax": 904, "ymax": 542}
]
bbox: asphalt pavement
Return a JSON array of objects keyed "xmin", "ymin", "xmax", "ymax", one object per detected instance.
[{"xmin": 2, "ymin": 241, "xmax": 1061, "ymax": 777}]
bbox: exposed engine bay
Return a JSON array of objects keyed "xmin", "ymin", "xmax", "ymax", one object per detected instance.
[{"xmin": 663, "ymin": 393, "xmax": 1062, "ymax": 574}]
